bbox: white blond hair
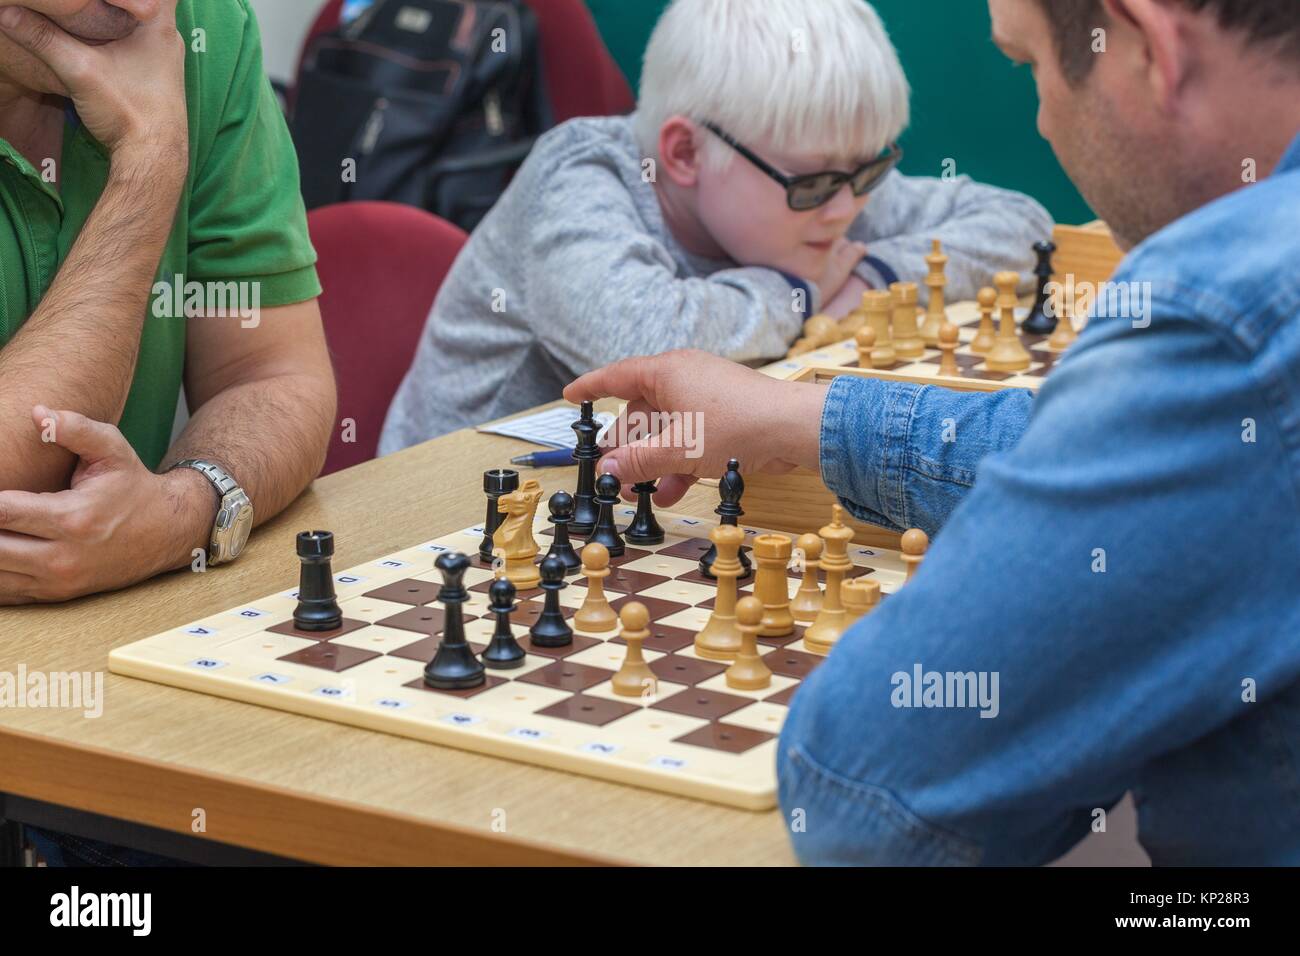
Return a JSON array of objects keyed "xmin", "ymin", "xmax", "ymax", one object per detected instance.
[{"xmin": 635, "ymin": 0, "xmax": 911, "ymax": 168}]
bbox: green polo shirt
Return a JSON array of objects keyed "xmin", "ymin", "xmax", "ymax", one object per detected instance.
[{"xmin": 0, "ymin": 0, "xmax": 321, "ymax": 470}]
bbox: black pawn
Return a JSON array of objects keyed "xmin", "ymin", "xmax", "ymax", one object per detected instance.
[
  {"xmin": 479, "ymin": 468, "xmax": 519, "ymax": 564},
  {"xmin": 423, "ymin": 551, "xmax": 486, "ymax": 689},
  {"xmin": 545, "ymin": 490, "xmax": 583, "ymax": 574},
  {"xmin": 293, "ymin": 531, "xmax": 343, "ymax": 632},
  {"xmin": 700, "ymin": 459, "xmax": 752, "ymax": 580},
  {"xmin": 482, "ymin": 577, "xmax": 526, "ymax": 669},
  {"xmin": 528, "ymin": 555, "xmax": 573, "ymax": 648},
  {"xmin": 570, "ymin": 402, "xmax": 601, "ymax": 534},
  {"xmin": 589, "ymin": 472, "xmax": 625, "ymax": 557},
  {"xmin": 1021, "ymin": 240, "xmax": 1058, "ymax": 335},
  {"xmin": 624, "ymin": 481, "xmax": 664, "ymax": 545}
]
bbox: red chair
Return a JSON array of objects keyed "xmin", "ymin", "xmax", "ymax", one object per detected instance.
[
  {"xmin": 526, "ymin": 0, "xmax": 635, "ymax": 121},
  {"xmin": 308, "ymin": 202, "xmax": 468, "ymax": 475},
  {"xmin": 293, "ymin": 0, "xmax": 634, "ymax": 122}
]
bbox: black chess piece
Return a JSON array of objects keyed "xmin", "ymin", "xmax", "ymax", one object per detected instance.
[
  {"xmin": 589, "ymin": 472, "xmax": 626, "ymax": 557},
  {"xmin": 570, "ymin": 402, "xmax": 601, "ymax": 534},
  {"xmin": 479, "ymin": 468, "xmax": 520, "ymax": 564},
  {"xmin": 624, "ymin": 481, "xmax": 664, "ymax": 545},
  {"xmin": 1021, "ymin": 239, "xmax": 1058, "ymax": 335},
  {"xmin": 545, "ymin": 490, "xmax": 583, "ymax": 574},
  {"xmin": 482, "ymin": 577, "xmax": 526, "ymax": 669},
  {"xmin": 423, "ymin": 551, "xmax": 486, "ymax": 689},
  {"xmin": 700, "ymin": 459, "xmax": 752, "ymax": 580},
  {"xmin": 528, "ymin": 555, "xmax": 573, "ymax": 648},
  {"xmin": 293, "ymin": 531, "xmax": 343, "ymax": 632}
]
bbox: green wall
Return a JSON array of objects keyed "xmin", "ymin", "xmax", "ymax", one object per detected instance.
[{"xmin": 585, "ymin": 0, "xmax": 1093, "ymax": 224}]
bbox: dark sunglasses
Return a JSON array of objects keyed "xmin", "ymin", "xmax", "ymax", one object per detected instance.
[{"xmin": 703, "ymin": 121, "xmax": 903, "ymax": 212}]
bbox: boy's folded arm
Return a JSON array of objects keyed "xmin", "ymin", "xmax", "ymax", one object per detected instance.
[
  {"xmin": 848, "ymin": 171, "xmax": 1055, "ymax": 300},
  {"xmin": 526, "ymin": 160, "xmax": 809, "ymax": 373},
  {"xmin": 529, "ymin": 227, "xmax": 809, "ymax": 372},
  {"xmin": 780, "ymin": 317, "xmax": 1300, "ymax": 865},
  {"xmin": 818, "ymin": 374, "xmax": 1034, "ymax": 536}
]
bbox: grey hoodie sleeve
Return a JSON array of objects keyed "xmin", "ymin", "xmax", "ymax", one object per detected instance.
[
  {"xmin": 525, "ymin": 149, "xmax": 811, "ymax": 376},
  {"xmin": 848, "ymin": 171, "xmax": 1056, "ymax": 299}
]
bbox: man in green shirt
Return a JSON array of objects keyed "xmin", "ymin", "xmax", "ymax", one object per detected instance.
[{"xmin": 0, "ymin": 0, "xmax": 336, "ymax": 606}]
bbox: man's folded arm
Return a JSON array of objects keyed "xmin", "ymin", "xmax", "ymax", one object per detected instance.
[
  {"xmin": 0, "ymin": 153, "xmax": 185, "ymax": 492},
  {"xmin": 159, "ymin": 2, "xmax": 333, "ymax": 537},
  {"xmin": 162, "ymin": 299, "xmax": 335, "ymax": 543},
  {"xmin": 780, "ymin": 313, "xmax": 1300, "ymax": 864}
]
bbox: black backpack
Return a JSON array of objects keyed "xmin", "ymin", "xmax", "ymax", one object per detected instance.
[{"xmin": 292, "ymin": 0, "xmax": 553, "ymax": 232}]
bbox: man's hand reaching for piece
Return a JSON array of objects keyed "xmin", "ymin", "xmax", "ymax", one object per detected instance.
[{"xmin": 563, "ymin": 349, "xmax": 829, "ymax": 507}]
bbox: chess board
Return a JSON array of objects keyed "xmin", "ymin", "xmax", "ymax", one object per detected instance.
[
  {"xmin": 765, "ymin": 299, "xmax": 1076, "ymax": 390},
  {"xmin": 109, "ymin": 507, "xmax": 913, "ymax": 811}
]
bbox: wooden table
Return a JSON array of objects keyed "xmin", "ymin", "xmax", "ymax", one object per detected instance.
[{"xmin": 0, "ymin": 406, "xmax": 798, "ymax": 866}]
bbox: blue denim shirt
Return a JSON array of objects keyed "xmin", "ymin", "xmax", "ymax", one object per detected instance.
[{"xmin": 777, "ymin": 130, "xmax": 1300, "ymax": 866}]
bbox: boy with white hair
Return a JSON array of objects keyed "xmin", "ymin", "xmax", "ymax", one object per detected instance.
[{"xmin": 380, "ymin": 0, "xmax": 1052, "ymax": 451}]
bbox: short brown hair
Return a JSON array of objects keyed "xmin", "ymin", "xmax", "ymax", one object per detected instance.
[{"xmin": 1037, "ymin": 0, "xmax": 1300, "ymax": 83}]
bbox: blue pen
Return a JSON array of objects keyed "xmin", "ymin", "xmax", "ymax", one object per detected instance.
[{"xmin": 510, "ymin": 448, "xmax": 577, "ymax": 469}]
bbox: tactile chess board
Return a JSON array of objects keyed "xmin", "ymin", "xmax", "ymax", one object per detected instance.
[
  {"xmin": 765, "ymin": 300, "xmax": 1076, "ymax": 390},
  {"xmin": 109, "ymin": 509, "xmax": 913, "ymax": 810}
]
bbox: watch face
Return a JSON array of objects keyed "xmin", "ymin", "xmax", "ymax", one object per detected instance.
[{"xmin": 228, "ymin": 503, "xmax": 254, "ymax": 558}]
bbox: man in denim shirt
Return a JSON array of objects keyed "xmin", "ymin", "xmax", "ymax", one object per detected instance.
[{"xmin": 566, "ymin": 0, "xmax": 1300, "ymax": 865}]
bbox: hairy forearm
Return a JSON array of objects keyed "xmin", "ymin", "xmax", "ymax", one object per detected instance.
[
  {"xmin": 154, "ymin": 372, "xmax": 336, "ymax": 567},
  {"xmin": 0, "ymin": 148, "xmax": 186, "ymax": 492}
]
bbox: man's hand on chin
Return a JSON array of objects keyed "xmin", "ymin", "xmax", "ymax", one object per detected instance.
[
  {"xmin": 0, "ymin": 0, "xmax": 187, "ymax": 160},
  {"xmin": 0, "ymin": 406, "xmax": 213, "ymax": 605}
]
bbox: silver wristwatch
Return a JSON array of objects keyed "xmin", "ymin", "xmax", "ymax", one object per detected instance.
[{"xmin": 170, "ymin": 459, "xmax": 254, "ymax": 567}]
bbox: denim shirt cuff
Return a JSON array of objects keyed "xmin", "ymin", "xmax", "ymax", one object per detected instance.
[
  {"xmin": 779, "ymin": 742, "xmax": 984, "ymax": 866},
  {"xmin": 819, "ymin": 374, "xmax": 922, "ymax": 532}
]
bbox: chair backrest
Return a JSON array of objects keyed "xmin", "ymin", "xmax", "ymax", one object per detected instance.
[
  {"xmin": 308, "ymin": 202, "xmax": 468, "ymax": 475},
  {"xmin": 527, "ymin": 0, "xmax": 634, "ymax": 121},
  {"xmin": 293, "ymin": 0, "xmax": 633, "ymax": 122},
  {"xmin": 289, "ymin": 0, "xmax": 345, "ymax": 114}
]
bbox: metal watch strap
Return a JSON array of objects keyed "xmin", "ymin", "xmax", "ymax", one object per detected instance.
[
  {"xmin": 174, "ymin": 459, "xmax": 240, "ymax": 498},
  {"xmin": 170, "ymin": 459, "xmax": 250, "ymax": 566}
]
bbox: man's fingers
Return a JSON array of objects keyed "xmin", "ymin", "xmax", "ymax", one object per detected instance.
[
  {"xmin": 603, "ymin": 399, "xmax": 656, "ymax": 501},
  {"xmin": 0, "ymin": 529, "xmax": 50, "ymax": 574},
  {"xmin": 603, "ymin": 398, "xmax": 657, "ymax": 453},
  {"xmin": 602, "ymin": 423, "xmax": 701, "ymax": 487},
  {"xmin": 651, "ymin": 474, "xmax": 696, "ymax": 507},
  {"xmin": 563, "ymin": 362, "xmax": 632, "ymax": 405},
  {"xmin": 564, "ymin": 355, "xmax": 660, "ymax": 407},
  {"xmin": 158, "ymin": 0, "xmax": 182, "ymax": 27},
  {"xmin": 0, "ymin": 570, "xmax": 38, "ymax": 606},
  {"xmin": 606, "ymin": 396, "xmax": 683, "ymax": 502},
  {"xmin": 134, "ymin": 0, "xmax": 181, "ymax": 38},
  {"xmin": 32, "ymin": 406, "xmax": 130, "ymax": 464},
  {"xmin": 0, "ymin": 7, "xmax": 92, "ymax": 82},
  {"xmin": 0, "ymin": 491, "xmax": 68, "ymax": 539}
]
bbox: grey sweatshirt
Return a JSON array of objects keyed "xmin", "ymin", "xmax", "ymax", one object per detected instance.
[{"xmin": 379, "ymin": 114, "xmax": 1054, "ymax": 453}]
